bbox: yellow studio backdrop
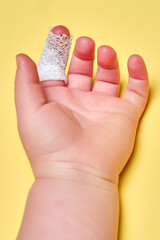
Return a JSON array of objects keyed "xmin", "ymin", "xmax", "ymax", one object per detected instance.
[{"xmin": 1, "ymin": 0, "xmax": 160, "ymax": 239}]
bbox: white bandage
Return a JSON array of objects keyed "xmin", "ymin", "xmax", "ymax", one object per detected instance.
[{"xmin": 37, "ymin": 27, "xmax": 73, "ymax": 83}]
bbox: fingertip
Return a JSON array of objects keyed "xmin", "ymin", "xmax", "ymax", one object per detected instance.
[
  {"xmin": 15, "ymin": 53, "xmax": 39, "ymax": 85},
  {"xmin": 16, "ymin": 54, "xmax": 20, "ymax": 65},
  {"xmin": 127, "ymin": 54, "xmax": 148, "ymax": 80},
  {"xmin": 74, "ymin": 36, "xmax": 95, "ymax": 60},
  {"xmin": 16, "ymin": 53, "xmax": 26, "ymax": 67},
  {"xmin": 97, "ymin": 46, "xmax": 118, "ymax": 69},
  {"xmin": 16, "ymin": 53, "xmax": 36, "ymax": 68},
  {"xmin": 51, "ymin": 25, "xmax": 70, "ymax": 36}
]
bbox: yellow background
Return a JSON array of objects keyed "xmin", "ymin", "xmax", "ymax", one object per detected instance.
[{"xmin": 1, "ymin": 0, "xmax": 160, "ymax": 239}]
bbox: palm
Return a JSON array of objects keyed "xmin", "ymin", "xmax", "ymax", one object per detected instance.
[
  {"xmin": 15, "ymin": 35, "xmax": 148, "ymax": 182},
  {"xmin": 24, "ymin": 87, "xmax": 140, "ymax": 181}
]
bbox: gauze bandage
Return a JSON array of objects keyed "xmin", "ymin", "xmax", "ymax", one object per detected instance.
[{"xmin": 37, "ymin": 27, "xmax": 73, "ymax": 83}]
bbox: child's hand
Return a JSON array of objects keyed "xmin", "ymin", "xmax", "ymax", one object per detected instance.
[{"xmin": 15, "ymin": 26, "xmax": 149, "ymax": 184}]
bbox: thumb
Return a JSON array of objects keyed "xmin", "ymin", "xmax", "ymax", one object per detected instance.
[{"xmin": 15, "ymin": 54, "xmax": 46, "ymax": 118}]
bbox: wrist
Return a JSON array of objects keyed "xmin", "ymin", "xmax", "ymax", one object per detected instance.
[
  {"xmin": 32, "ymin": 160, "xmax": 119, "ymax": 186},
  {"xmin": 18, "ymin": 176, "xmax": 119, "ymax": 240}
]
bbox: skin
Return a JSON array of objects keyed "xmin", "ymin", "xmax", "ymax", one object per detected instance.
[
  {"xmin": 15, "ymin": 26, "xmax": 149, "ymax": 239},
  {"xmin": 52, "ymin": 25, "xmax": 70, "ymax": 36}
]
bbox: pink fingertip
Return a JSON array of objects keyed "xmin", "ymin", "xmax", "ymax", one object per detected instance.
[
  {"xmin": 128, "ymin": 54, "xmax": 148, "ymax": 80},
  {"xmin": 97, "ymin": 46, "xmax": 118, "ymax": 69},
  {"xmin": 51, "ymin": 25, "xmax": 70, "ymax": 36},
  {"xmin": 74, "ymin": 37, "xmax": 95, "ymax": 60}
]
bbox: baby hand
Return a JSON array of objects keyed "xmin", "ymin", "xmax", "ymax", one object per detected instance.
[{"xmin": 15, "ymin": 25, "xmax": 149, "ymax": 184}]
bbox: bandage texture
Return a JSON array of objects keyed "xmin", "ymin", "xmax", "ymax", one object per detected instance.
[{"xmin": 37, "ymin": 27, "xmax": 73, "ymax": 83}]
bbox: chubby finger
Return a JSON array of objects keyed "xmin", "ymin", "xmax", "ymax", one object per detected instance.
[
  {"xmin": 39, "ymin": 25, "xmax": 73, "ymax": 102},
  {"xmin": 40, "ymin": 25, "xmax": 71, "ymax": 89},
  {"xmin": 67, "ymin": 36, "xmax": 95, "ymax": 91},
  {"xmin": 15, "ymin": 54, "xmax": 46, "ymax": 118},
  {"xmin": 122, "ymin": 54, "xmax": 149, "ymax": 116},
  {"xmin": 92, "ymin": 46, "xmax": 120, "ymax": 96}
]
